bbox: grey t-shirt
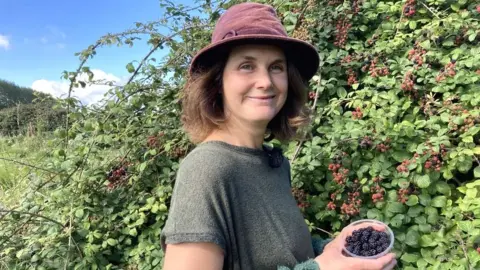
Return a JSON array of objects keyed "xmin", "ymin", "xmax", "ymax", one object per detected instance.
[{"xmin": 161, "ymin": 141, "xmax": 315, "ymax": 269}]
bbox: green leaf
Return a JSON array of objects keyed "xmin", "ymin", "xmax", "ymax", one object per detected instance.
[
  {"xmin": 139, "ymin": 162, "xmax": 147, "ymax": 172},
  {"xmin": 126, "ymin": 63, "xmax": 135, "ymax": 73},
  {"xmin": 469, "ymin": 33, "xmax": 477, "ymax": 42},
  {"xmin": 420, "ymin": 39, "xmax": 430, "ymax": 49},
  {"xmin": 406, "ymin": 195, "xmax": 419, "ymax": 206},
  {"xmin": 451, "ymin": 4, "xmax": 460, "ymax": 12},
  {"xmin": 417, "ymin": 259, "xmax": 428, "ymax": 268},
  {"xmin": 466, "ymin": 180, "xmax": 480, "ymax": 188},
  {"xmin": 474, "ymin": 166, "xmax": 480, "ymax": 178},
  {"xmin": 418, "ymin": 194, "xmax": 431, "ymax": 206},
  {"xmin": 107, "ymin": 238, "xmax": 117, "ymax": 246},
  {"xmin": 31, "ymin": 254, "xmax": 40, "ymax": 263},
  {"xmin": 474, "ymin": 147, "xmax": 480, "ymax": 155},
  {"xmin": 392, "ymin": 151, "xmax": 411, "ymax": 163},
  {"xmin": 420, "ymin": 235, "xmax": 438, "ymax": 247},
  {"xmin": 435, "ymin": 182, "xmax": 451, "ymax": 195},
  {"xmin": 367, "ymin": 209, "xmax": 383, "ymax": 220},
  {"xmin": 409, "ymin": 21, "xmax": 417, "ymax": 30},
  {"xmin": 401, "ymin": 253, "xmax": 421, "ymax": 263},
  {"xmin": 152, "ymin": 257, "xmax": 161, "ymax": 266},
  {"xmin": 405, "ymin": 229, "xmax": 420, "ymax": 247},
  {"xmin": 407, "ymin": 206, "xmax": 424, "ymax": 217},
  {"xmin": 457, "ymin": 221, "xmax": 473, "ymax": 233},
  {"xmin": 416, "ymin": 175, "xmax": 431, "ymax": 188},
  {"xmin": 75, "ymin": 209, "xmax": 84, "ymax": 218},
  {"xmin": 466, "ymin": 188, "xmax": 477, "ymax": 198},
  {"xmin": 431, "ymin": 196, "xmax": 447, "ymax": 208},
  {"xmin": 390, "ymin": 214, "xmax": 404, "ymax": 227},
  {"xmin": 337, "ymin": 88, "xmax": 347, "ymax": 98},
  {"xmin": 443, "ymin": 169, "xmax": 453, "ymax": 180},
  {"xmin": 419, "ymin": 224, "xmax": 431, "ymax": 233},
  {"xmin": 387, "ymin": 202, "xmax": 406, "ymax": 213}
]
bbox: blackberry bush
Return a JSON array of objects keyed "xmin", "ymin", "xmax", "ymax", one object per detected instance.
[{"xmin": 0, "ymin": 0, "xmax": 479, "ymax": 269}]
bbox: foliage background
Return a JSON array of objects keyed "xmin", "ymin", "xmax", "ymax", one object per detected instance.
[
  {"xmin": 0, "ymin": 0, "xmax": 479, "ymax": 269},
  {"xmin": 0, "ymin": 80, "xmax": 65, "ymax": 136}
]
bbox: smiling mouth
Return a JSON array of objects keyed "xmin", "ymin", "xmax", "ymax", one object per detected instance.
[{"xmin": 247, "ymin": 96, "xmax": 275, "ymax": 100}]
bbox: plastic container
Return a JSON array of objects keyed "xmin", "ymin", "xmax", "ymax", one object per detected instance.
[{"xmin": 341, "ymin": 219, "xmax": 394, "ymax": 259}]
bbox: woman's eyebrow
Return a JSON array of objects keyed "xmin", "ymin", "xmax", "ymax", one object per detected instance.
[{"xmin": 239, "ymin": 55, "xmax": 286, "ymax": 63}]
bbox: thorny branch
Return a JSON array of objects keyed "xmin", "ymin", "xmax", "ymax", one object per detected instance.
[
  {"xmin": 456, "ymin": 231, "xmax": 473, "ymax": 270},
  {"xmin": 0, "ymin": 209, "xmax": 64, "ymax": 227},
  {"xmin": 0, "ymin": 157, "xmax": 57, "ymax": 174},
  {"xmin": 291, "ymin": 61, "xmax": 323, "ymax": 162},
  {"xmin": 420, "ymin": 1, "xmax": 441, "ymax": 19}
]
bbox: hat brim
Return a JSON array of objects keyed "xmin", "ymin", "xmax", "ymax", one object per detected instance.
[{"xmin": 189, "ymin": 34, "xmax": 319, "ymax": 82}]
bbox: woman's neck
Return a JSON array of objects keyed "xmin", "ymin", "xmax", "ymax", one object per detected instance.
[{"xmin": 204, "ymin": 120, "xmax": 267, "ymax": 149}]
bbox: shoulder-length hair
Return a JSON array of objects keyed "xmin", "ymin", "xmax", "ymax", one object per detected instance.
[{"xmin": 180, "ymin": 52, "xmax": 312, "ymax": 144}]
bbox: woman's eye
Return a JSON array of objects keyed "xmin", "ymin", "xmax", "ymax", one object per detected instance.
[
  {"xmin": 271, "ymin": 65, "xmax": 284, "ymax": 71},
  {"xmin": 240, "ymin": 64, "xmax": 253, "ymax": 70}
]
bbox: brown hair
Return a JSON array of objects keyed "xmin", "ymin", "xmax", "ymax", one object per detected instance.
[{"xmin": 180, "ymin": 54, "xmax": 311, "ymax": 144}]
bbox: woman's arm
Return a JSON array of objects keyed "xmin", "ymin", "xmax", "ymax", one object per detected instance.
[
  {"xmin": 163, "ymin": 242, "xmax": 224, "ymax": 270},
  {"xmin": 276, "ymin": 236, "xmax": 332, "ymax": 270},
  {"xmin": 311, "ymin": 236, "xmax": 333, "ymax": 257}
]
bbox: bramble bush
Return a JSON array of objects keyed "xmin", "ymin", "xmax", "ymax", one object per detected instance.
[{"xmin": 0, "ymin": 0, "xmax": 479, "ymax": 269}]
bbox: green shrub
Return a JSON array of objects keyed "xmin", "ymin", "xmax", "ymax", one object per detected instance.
[
  {"xmin": 0, "ymin": 0, "xmax": 479, "ymax": 269},
  {"xmin": 0, "ymin": 100, "xmax": 66, "ymax": 136}
]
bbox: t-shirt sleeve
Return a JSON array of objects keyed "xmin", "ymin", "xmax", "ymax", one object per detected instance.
[{"xmin": 160, "ymin": 150, "xmax": 229, "ymax": 254}]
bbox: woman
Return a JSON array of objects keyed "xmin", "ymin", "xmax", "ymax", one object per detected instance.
[{"xmin": 160, "ymin": 2, "xmax": 397, "ymax": 270}]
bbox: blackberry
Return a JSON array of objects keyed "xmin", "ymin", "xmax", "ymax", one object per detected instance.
[
  {"xmin": 346, "ymin": 236, "xmax": 354, "ymax": 243},
  {"xmin": 344, "ymin": 226, "xmax": 391, "ymax": 257},
  {"xmin": 361, "ymin": 235, "xmax": 369, "ymax": 242},
  {"xmin": 352, "ymin": 234, "xmax": 360, "ymax": 242}
]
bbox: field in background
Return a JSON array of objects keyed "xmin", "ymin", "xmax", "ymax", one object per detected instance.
[{"xmin": 0, "ymin": 134, "xmax": 52, "ymax": 207}]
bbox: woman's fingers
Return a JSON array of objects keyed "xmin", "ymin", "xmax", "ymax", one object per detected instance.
[
  {"xmin": 347, "ymin": 253, "xmax": 397, "ymax": 270},
  {"xmin": 382, "ymin": 258, "xmax": 398, "ymax": 270}
]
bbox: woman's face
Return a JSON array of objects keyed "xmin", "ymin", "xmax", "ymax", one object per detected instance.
[{"xmin": 221, "ymin": 44, "xmax": 288, "ymax": 128}]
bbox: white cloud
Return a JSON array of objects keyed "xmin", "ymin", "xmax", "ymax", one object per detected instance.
[
  {"xmin": 56, "ymin": 43, "xmax": 66, "ymax": 49},
  {"xmin": 0, "ymin": 35, "xmax": 10, "ymax": 50},
  {"xmin": 31, "ymin": 69, "xmax": 127, "ymax": 105},
  {"xmin": 40, "ymin": 37, "xmax": 48, "ymax": 44}
]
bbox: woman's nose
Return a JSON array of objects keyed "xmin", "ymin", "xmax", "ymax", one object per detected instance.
[{"xmin": 255, "ymin": 68, "xmax": 273, "ymax": 90}]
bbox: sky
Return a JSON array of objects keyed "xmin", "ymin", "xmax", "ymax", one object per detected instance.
[{"xmin": 0, "ymin": 0, "xmax": 198, "ymax": 105}]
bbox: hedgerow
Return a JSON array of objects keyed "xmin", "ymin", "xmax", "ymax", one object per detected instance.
[{"xmin": 0, "ymin": 0, "xmax": 479, "ymax": 269}]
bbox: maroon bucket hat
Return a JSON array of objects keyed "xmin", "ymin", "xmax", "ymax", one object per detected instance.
[{"xmin": 188, "ymin": 2, "xmax": 320, "ymax": 82}]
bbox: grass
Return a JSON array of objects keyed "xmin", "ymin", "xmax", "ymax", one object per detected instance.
[{"xmin": 0, "ymin": 133, "xmax": 53, "ymax": 207}]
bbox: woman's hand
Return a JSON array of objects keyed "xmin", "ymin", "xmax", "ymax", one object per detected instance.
[{"xmin": 314, "ymin": 225, "xmax": 397, "ymax": 270}]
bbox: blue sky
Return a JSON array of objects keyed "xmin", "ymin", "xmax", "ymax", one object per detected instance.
[{"xmin": 0, "ymin": 0, "xmax": 198, "ymax": 104}]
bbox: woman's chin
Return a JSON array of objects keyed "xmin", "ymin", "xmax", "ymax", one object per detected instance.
[{"xmin": 245, "ymin": 113, "xmax": 278, "ymax": 124}]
